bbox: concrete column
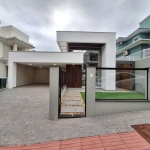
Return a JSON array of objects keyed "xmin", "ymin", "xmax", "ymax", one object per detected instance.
[
  {"xmin": 49, "ymin": 67, "xmax": 59, "ymax": 120},
  {"xmin": 101, "ymin": 44, "xmax": 116, "ymax": 90},
  {"xmin": 86, "ymin": 66, "xmax": 96, "ymax": 117},
  {"xmin": 8, "ymin": 62, "xmax": 17, "ymax": 88},
  {"xmin": 13, "ymin": 43, "xmax": 17, "ymax": 51}
]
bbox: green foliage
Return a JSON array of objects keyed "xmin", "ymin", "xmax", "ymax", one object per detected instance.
[{"xmin": 80, "ymin": 92, "xmax": 145, "ymax": 100}]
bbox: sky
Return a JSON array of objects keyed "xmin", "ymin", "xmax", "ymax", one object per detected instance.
[{"xmin": 0, "ymin": 0, "xmax": 150, "ymax": 51}]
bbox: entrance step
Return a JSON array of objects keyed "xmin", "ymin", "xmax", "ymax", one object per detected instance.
[
  {"xmin": 65, "ymin": 97, "xmax": 81, "ymax": 100},
  {"xmin": 62, "ymin": 101, "xmax": 83, "ymax": 106},
  {"xmin": 61, "ymin": 106, "xmax": 84, "ymax": 113}
]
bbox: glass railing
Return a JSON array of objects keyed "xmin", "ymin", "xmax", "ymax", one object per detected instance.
[
  {"xmin": 117, "ymin": 48, "xmax": 150, "ymax": 61},
  {"xmin": 95, "ymin": 68, "xmax": 148, "ymax": 100}
]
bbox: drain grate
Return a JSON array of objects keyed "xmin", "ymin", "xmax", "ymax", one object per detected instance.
[{"xmin": 132, "ymin": 124, "xmax": 150, "ymax": 143}]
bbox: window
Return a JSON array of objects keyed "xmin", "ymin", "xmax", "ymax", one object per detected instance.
[{"xmin": 133, "ymin": 36, "xmax": 138, "ymax": 42}]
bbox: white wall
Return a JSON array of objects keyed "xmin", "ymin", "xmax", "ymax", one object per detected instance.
[
  {"xmin": 0, "ymin": 30, "xmax": 3, "ymax": 36},
  {"xmin": 7, "ymin": 49, "xmax": 82, "ymax": 88},
  {"xmin": 0, "ymin": 62, "xmax": 6, "ymax": 77},
  {"xmin": 34, "ymin": 67, "xmax": 49, "ymax": 83},
  {"xmin": 3, "ymin": 43, "xmax": 12, "ymax": 58},
  {"xmin": 16, "ymin": 64, "xmax": 35, "ymax": 86},
  {"xmin": 1, "ymin": 26, "xmax": 29, "ymax": 42},
  {"xmin": 8, "ymin": 52, "xmax": 83, "ymax": 64},
  {"xmin": 0, "ymin": 41, "xmax": 3, "ymax": 57},
  {"xmin": 57, "ymin": 31, "xmax": 116, "ymax": 90}
]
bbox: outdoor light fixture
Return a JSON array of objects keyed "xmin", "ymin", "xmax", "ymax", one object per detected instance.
[
  {"xmin": 29, "ymin": 64, "xmax": 32, "ymax": 66},
  {"xmin": 72, "ymin": 64, "xmax": 74, "ymax": 65},
  {"xmin": 53, "ymin": 64, "xmax": 56, "ymax": 65},
  {"xmin": 39, "ymin": 66, "xmax": 42, "ymax": 68}
]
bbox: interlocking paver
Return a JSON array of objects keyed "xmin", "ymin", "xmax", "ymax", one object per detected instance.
[{"xmin": 1, "ymin": 131, "xmax": 150, "ymax": 150}]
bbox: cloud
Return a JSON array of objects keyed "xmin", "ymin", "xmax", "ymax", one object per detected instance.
[{"xmin": 0, "ymin": 0, "xmax": 150, "ymax": 51}]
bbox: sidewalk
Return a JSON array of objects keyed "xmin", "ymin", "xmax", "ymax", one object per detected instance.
[{"xmin": 0, "ymin": 131, "xmax": 150, "ymax": 150}]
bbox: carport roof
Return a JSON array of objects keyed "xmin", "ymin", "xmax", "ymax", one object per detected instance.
[
  {"xmin": 57, "ymin": 31, "xmax": 115, "ymax": 52},
  {"xmin": 68, "ymin": 43, "xmax": 104, "ymax": 52}
]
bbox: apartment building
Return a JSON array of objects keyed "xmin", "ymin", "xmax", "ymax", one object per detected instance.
[
  {"xmin": 116, "ymin": 15, "xmax": 150, "ymax": 61},
  {"xmin": 0, "ymin": 25, "xmax": 35, "ymax": 77}
]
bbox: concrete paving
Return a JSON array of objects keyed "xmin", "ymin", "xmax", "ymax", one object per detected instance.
[
  {"xmin": 61, "ymin": 106, "xmax": 84, "ymax": 113},
  {"xmin": 60, "ymin": 89, "xmax": 85, "ymax": 114},
  {"xmin": 1, "ymin": 84, "xmax": 150, "ymax": 146},
  {"xmin": 62, "ymin": 101, "xmax": 82, "ymax": 105}
]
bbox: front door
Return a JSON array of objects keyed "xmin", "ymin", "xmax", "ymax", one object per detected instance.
[
  {"xmin": 66, "ymin": 65, "xmax": 82, "ymax": 88},
  {"xmin": 121, "ymin": 64, "xmax": 131, "ymax": 90}
]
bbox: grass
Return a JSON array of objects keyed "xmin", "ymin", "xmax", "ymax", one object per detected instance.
[
  {"xmin": 80, "ymin": 92, "xmax": 86, "ymax": 101},
  {"xmin": 80, "ymin": 92, "xmax": 145, "ymax": 101}
]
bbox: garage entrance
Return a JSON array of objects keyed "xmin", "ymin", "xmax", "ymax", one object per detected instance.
[{"xmin": 16, "ymin": 63, "xmax": 49, "ymax": 87}]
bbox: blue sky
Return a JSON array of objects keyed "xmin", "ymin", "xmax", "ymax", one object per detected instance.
[{"xmin": 0, "ymin": 0, "xmax": 150, "ymax": 51}]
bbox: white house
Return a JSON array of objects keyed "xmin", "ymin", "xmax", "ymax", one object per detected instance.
[
  {"xmin": 0, "ymin": 25, "xmax": 35, "ymax": 78},
  {"xmin": 7, "ymin": 31, "xmax": 116, "ymax": 90}
]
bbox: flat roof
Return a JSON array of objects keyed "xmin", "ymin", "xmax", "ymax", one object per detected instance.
[
  {"xmin": 57, "ymin": 31, "xmax": 116, "ymax": 33},
  {"xmin": 1, "ymin": 25, "xmax": 29, "ymax": 37},
  {"xmin": 116, "ymin": 28, "xmax": 150, "ymax": 43}
]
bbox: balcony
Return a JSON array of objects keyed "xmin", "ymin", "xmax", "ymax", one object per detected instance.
[
  {"xmin": 117, "ymin": 48, "xmax": 150, "ymax": 61},
  {"xmin": 116, "ymin": 39, "xmax": 150, "ymax": 55}
]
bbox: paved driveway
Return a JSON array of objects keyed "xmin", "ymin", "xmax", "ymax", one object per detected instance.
[{"xmin": 0, "ymin": 84, "xmax": 150, "ymax": 146}]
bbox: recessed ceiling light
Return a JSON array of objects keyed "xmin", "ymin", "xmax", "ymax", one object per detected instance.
[
  {"xmin": 29, "ymin": 64, "xmax": 32, "ymax": 66},
  {"xmin": 53, "ymin": 64, "xmax": 56, "ymax": 66}
]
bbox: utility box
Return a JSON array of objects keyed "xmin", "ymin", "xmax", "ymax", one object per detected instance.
[{"xmin": 0, "ymin": 78, "xmax": 7, "ymax": 89}]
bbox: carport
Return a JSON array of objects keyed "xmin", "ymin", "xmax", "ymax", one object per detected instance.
[
  {"xmin": 8, "ymin": 51, "xmax": 83, "ymax": 88},
  {"xmin": 15, "ymin": 63, "xmax": 49, "ymax": 87}
]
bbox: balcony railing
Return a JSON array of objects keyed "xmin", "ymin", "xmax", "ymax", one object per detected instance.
[{"xmin": 117, "ymin": 48, "xmax": 150, "ymax": 61}]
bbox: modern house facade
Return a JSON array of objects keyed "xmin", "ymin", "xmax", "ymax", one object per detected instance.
[
  {"xmin": 8, "ymin": 31, "xmax": 116, "ymax": 91},
  {"xmin": 116, "ymin": 15, "xmax": 150, "ymax": 61},
  {"xmin": 0, "ymin": 25, "xmax": 35, "ymax": 78},
  {"xmin": 1, "ymin": 24, "xmax": 150, "ymax": 120}
]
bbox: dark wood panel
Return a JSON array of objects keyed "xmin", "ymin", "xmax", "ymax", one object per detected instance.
[
  {"xmin": 66, "ymin": 65, "xmax": 82, "ymax": 88},
  {"xmin": 121, "ymin": 64, "xmax": 131, "ymax": 90},
  {"xmin": 116, "ymin": 64, "xmax": 132, "ymax": 90},
  {"xmin": 132, "ymin": 124, "xmax": 150, "ymax": 144}
]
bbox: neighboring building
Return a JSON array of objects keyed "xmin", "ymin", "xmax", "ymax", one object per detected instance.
[
  {"xmin": 0, "ymin": 25, "xmax": 35, "ymax": 77},
  {"xmin": 116, "ymin": 15, "xmax": 150, "ymax": 61}
]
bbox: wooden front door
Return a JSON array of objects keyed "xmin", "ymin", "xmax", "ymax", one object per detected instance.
[
  {"xmin": 121, "ymin": 64, "xmax": 131, "ymax": 90},
  {"xmin": 66, "ymin": 65, "xmax": 82, "ymax": 88}
]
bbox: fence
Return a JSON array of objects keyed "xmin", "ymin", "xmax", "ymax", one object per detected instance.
[
  {"xmin": 117, "ymin": 48, "xmax": 150, "ymax": 61},
  {"xmin": 95, "ymin": 68, "xmax": 148, "ymax": 100}
]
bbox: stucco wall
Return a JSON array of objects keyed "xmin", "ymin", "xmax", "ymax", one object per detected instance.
[
  {"xmin": 1, "ymin": 26, "xmax": 29, "ymax": 42},
  {"xmin": 58, "ymin": 32, "xmax": 116, "ymax": 90},
  {"xmin": 0, "ymin": 41, "xmax": 3, "ymax": 57},
  {"xmin": 16, "ymin": 64, "xmax": 35, "ymax": 86},
  {"xmin": 8, "ymin": 52, "xmax": 83, "ymax": 88},
  {"xmin": 34, "ymin": 68, "xmax": 49, "ymax": 83},
  {"xmin": 86, "ymin": 67, "xmax": 150, "ymax": 118},
  {"xmin": 95, "ymin": 102, "xmax": 150, "ymax": 116},
  {"xmin": 3, "ymin": 44, "xmax": 12, "ymax": 58},
  {"xmin": 0, "ymin": 62, "xmax": 6, "ymax": 77}
]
